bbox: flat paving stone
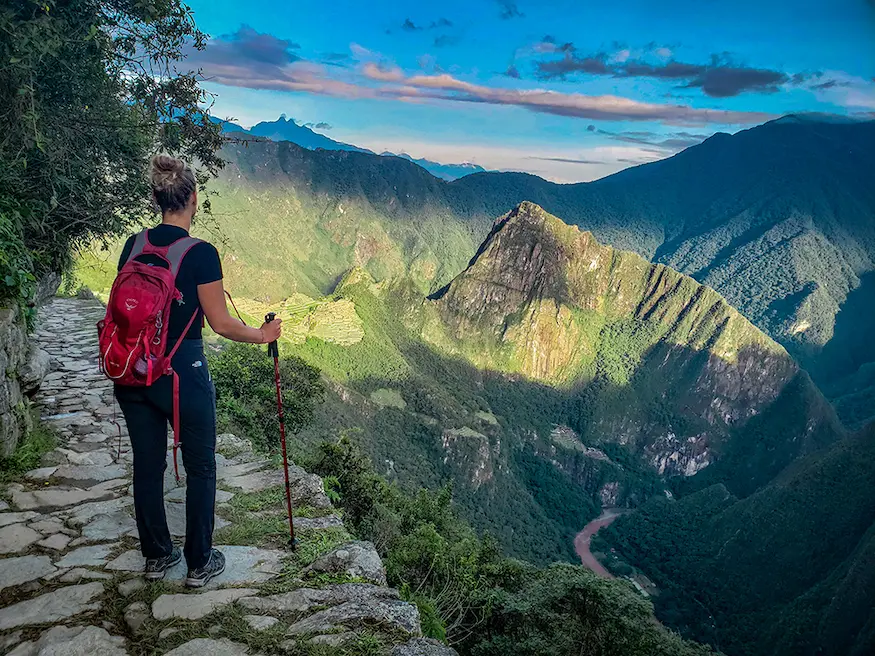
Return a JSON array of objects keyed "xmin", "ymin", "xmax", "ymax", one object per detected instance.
[
  {"xmin": 0, "ymin": 524, "xmax": 43, "ymax": 554},
  {"xmin": 162, "ymin": 638, "xmax": 251, "ymax": 656},
  {"xmin": 63, "ymin": 497, "xmax": 133, "ymax": 526},
  {"xmin": 7, "ymin": 625, "xmax": 128, "ymax": 656},
  {"xmin": 27, "ymin": 519, "xmax": 65, "ymax": 534},
  {"xmin": 53, "ymin": 464, "xmax": 127, "ymax": 483},
  {"xmin": 24, "ymin": 466, "xmax": 58, "ymax": 480},
  {"xmin": 36, "ymin": 533, "xmax": 71, "ymax": 551},
  {"xmin": 57, "ymin": 449, "xmax": 114, "ymax": 466},
  {"xmin": 0, "ymin": 555, "xmax": 56, "ymax": 592},
  {"xmin": 12, "ymin": 487, "xmax": 115, "ymax": 511},
  {"xmin": 57, "ymin": 567, "xmax": 113, "ymax": 583},
  {"xmin": 80, "ymin": 511, "xmax": 138, "ymax": 541},
  {"xmin": 152, "ymin": 588, "xmax": 257, "ymax": 620},
  {"xmin": 0, "ymin": 512, "xmax": 40, "ymax": 528},
  {"xmin": 107, "ymin": 545, "xmax": 283, "ymax": 588},
  {"xmin": 55, "ymin": 543, "xmax": 117, "ymax": 568},
  {"xmin": 0, "ymin": 582, "xmax": 104, "ymax": 630}
]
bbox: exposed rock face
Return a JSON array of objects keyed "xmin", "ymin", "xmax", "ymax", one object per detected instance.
[
  {"xmin": 428, "ymin": 202, "xmax": 837, "ymax": 481},
  {"xmin": 285, "ymin": 598, "xmax": 421, "ymax": 636},
  {"xmin": 239, "ymin": 583, "xmax": 398, "ymax": 614},
  {"xmin": 0, "ymin": 306, "xmax": 32, "ymax": 456}
]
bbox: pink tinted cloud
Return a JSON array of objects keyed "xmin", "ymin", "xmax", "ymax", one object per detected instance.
[{"xmin": 192, "ymin": 30, "xmax": 772, "ymax": 126}]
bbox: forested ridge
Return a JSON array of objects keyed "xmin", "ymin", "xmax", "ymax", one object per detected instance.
[{"xmin": 214, "ymin": 118, "xmax": 875, "ymax": 428}]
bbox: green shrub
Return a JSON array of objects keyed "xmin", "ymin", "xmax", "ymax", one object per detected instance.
[{"xmin": 208, "ymin": 342, "xmax": 325, "ymax": 451}]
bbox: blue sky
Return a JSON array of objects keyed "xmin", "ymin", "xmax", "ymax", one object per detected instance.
[{"xmin": 185, "ymin": 0, "xmax": 875, "ymax": 181}]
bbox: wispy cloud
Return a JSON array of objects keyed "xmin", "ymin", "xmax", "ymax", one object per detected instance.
[
  {"xmin": 304, "ymin": 121, "xmax": 332, "ymax": 130},
  {"xmin": 526, "ymin": 156, "xmax": 607, "ymax": 165},
  {"xmin": 810, "ymin": 71, "xmax": 875, "ymax": 109},
  {"xmin": 358, "ymin": 65, "xmax": 772, "ymax": 125},
  {"xmin": 398, "ymin": 17, "xmax": 455, "ymax": 31},
  {"xmin": 192, "ymin": 30, "xmax": 772, "ymax": 126},
  {"xmin": 591, "ymin": 128, "xmax": 710, "ymax": 152}
]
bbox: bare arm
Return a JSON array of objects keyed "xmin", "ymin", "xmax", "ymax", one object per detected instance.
[{"xmin": 197, "ymin": 280, "xmax": 282, "ymax": 344}]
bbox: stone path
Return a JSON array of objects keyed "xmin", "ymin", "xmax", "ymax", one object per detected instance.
[{"xmin": 0, "ymin": 298, "xmax": 455, "ymax": 656}]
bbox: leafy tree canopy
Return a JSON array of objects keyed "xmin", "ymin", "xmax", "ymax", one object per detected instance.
[{"xmin": 0, "ymin": 0, "xmax": 224, "ymax": 312}]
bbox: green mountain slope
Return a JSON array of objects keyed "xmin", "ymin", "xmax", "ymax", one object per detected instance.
[
  {"xmin": 422, "ymin": 202, "xmax": 842, "ymax": 493},
  {"xmin": 600, "ymin": 422, "xmax": 875, "ymax": 656},
  {"xmin": 212, "ymin": 139, "xmax": 485, "ymax": 299},
  {"xmin": 215, "ymin": 116, "xmax": 875, "ymax": 427}
]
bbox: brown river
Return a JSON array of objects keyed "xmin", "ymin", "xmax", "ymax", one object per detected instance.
[{"xmin": 574, "ymin": 509, "xmax": 625, "ymax": 578}]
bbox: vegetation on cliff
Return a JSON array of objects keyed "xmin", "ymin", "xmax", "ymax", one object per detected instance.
[
  {"xmin": 313, "ymin": 437, "xmax": 716, "ymax": 656},
  {"xmin": 600, "ymin": 423, "xmax": 875, "ymax": 656}
]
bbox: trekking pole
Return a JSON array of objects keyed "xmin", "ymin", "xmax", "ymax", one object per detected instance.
[{"xmin": 265, "ymin": 312, "xmax": 297, "ymax": 550}]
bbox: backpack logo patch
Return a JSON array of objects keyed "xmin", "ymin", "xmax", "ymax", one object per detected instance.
[{"xmin": 124, "ymin": 298, "xmax": 139, "ymax": 311}]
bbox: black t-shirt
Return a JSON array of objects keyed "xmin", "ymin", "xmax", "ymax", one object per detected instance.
[{"xmin": 118, "ymin": 225, "xmax": 222, "ymax": 341}]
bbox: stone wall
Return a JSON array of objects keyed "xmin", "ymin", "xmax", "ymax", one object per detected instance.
[{"xmin": 0, "ymin": 305, "xmax": 50, "ymax": 457}]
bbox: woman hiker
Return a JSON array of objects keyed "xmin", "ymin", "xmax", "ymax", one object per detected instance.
[{"xmin": 113, "ymin": 154, "xmax": 282, "ymax": 587}]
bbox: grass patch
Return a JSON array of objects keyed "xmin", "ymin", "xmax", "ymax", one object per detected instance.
[
  {"xmin": 0, "ymin": 416, "xmax": 58, "ymax": 485},
  {"xmin": 225, "ymin": 486, "xmax": 332, "ymax": 517},
  {"xmin": 259, "ymin": 527, "xmax": 353, "ymax": 595},
  {"xmin": 216, "ymin": 484, "xmax": 336, "ymax": 549},
  {"xmin": 214, "ymin": 514, "xmax": 290, "ymax": 549}
]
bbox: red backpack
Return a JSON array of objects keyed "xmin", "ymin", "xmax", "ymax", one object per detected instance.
[{"xmin": 97, "ymin": 229, "xmax": 202, "ymax": 480}]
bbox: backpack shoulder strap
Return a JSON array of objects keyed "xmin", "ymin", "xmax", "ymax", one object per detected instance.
[
  {"xmin": 165, "ymin": 236, "xmax": 203, "ymax": 277},
  {"xmin": 124, "ymin": 229, "xmax": 150, "ymax": 265}
]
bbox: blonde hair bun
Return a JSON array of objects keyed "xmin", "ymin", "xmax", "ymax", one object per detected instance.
[
  {"xmin": 151, "ymin": 154, "xmax": 186, "ymax": 190},
  {"xmin": 150, "ymin": 154, "xmax": 196, "ymax": 212}
]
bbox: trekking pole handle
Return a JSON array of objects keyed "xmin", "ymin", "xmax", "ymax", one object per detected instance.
[{"xmin": 265, "ymin": 312, "xmax": 279, "ymax": 358}]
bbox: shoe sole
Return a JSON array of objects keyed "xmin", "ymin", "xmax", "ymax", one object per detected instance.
[
  {"xmin": 144, "ymin": 552, "xmax": 182, "ymax": 581},
  {"xmin": 184, "ymin": 560, "xmax": 226, "ymax": 588}
]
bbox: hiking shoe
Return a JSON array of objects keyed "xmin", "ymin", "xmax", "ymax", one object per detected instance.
[
  {"xmin": 144, "ymin": 547, "xmax": 182, "ymax": 581},
  {"xmin": 185, "ymin": 549, "xmax": 226, "ymax": 588}
]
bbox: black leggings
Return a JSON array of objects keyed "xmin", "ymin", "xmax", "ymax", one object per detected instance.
[{"xmin": 115, "ymin": 339, "xmax": 217, "ymax": 570}]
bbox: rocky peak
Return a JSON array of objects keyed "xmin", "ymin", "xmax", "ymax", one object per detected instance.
[
  {"xmin": 433, "ymin": 201, "xmax": 787, "ymax": 380},
  {"xmin": 424, "ymin": 203, "xmax": 836, "ymax": 483}
]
